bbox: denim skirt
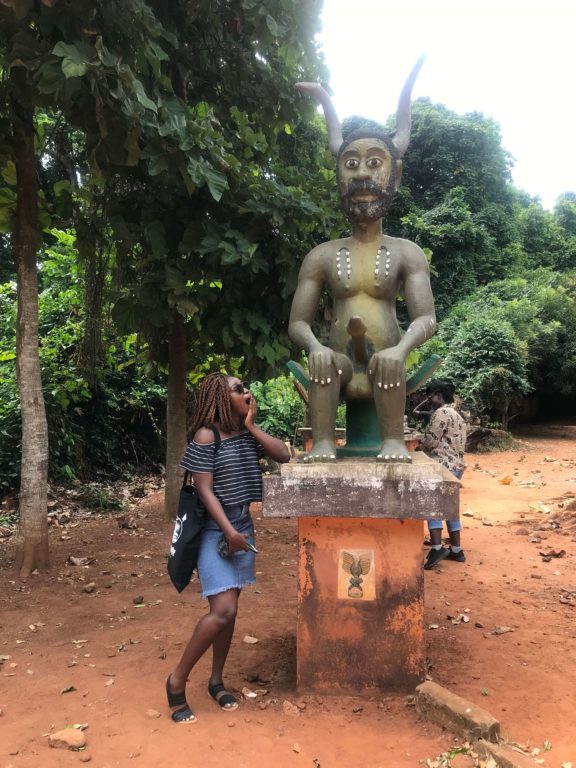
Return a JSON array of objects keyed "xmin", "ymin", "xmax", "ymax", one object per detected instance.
[{"xmin": 197, "ymin": 504, "xmax": 256, "ymax": 599}]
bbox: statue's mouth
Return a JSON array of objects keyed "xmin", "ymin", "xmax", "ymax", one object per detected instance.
[
  {"xmin": 343, "ymin": 180, "xmax": 385, "ymax": 203},
  {"xmin": 351, "ymin": 193, "xmax": 379, "ymax": 203}
]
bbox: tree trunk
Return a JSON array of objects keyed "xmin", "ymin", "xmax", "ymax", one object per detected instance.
[
  {"xmin": 77, "ymin": 217, "xmax": 106, "ymax": 387},
  {"xmin": 501, "ymin": 398, "xmax": 510, "ymax": 431},
  {"xmin": 164, "ymin": 313, "xmax": 188, "ymax": 520},
  {"xmin": 13, "ymin": 90, "xmax": 50, "ymax": 576}
]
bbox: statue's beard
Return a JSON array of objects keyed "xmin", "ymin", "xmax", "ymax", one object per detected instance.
[{"xmin": 340, "ymin": 180, "xmax": 395, "ymax": 223}]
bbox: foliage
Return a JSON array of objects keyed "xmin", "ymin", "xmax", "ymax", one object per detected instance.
[
  {"xmin": 0, "ymin": 231, "xmax": 167, "ymax": 491},
  {"xmin": 2, "ymin": 4, "xmax": 576, "ymax": 495},
  {"xmin": 437, "ymin": 270, "xmax": 576, "ymax": 399},
  {"xmin": 439, "ymin": 315, "xmax": 531, "ymax": 427},
  {"xmin": 249, "ymin": 377, "xmax": 306, "ymax": 442}
]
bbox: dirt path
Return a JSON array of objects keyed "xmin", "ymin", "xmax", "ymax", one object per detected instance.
[{"xmin": 1, "ymin": 426, "xmax": 575, "ymax": 768}]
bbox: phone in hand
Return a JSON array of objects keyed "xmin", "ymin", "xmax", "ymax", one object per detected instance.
[{"xmin": 217, "ymin": 534, "xmax": 258, "ymax": 557}]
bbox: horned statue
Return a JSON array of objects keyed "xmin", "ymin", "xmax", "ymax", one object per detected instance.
[{"xmin": 288, "ymin": 57, "xmax": 437, "ymax": 463}]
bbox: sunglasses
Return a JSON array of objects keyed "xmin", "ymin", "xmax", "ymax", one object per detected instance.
[{"xmin": 229, "ymin": 381, "xmax": 250, "ymax": 395}]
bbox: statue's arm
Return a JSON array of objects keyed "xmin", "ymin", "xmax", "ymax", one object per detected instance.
[
  {"xmin": 396, "ymin": 245, "xmax": 437, "ymax": 356},
  {"xmin": 288, "ymin": 251, "xmax": 326, "ymax": 353}
]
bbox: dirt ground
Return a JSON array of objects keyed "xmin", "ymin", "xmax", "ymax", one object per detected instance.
[{"xmin": 1, "ymin": 424, "xmax": 576, "ymax": 768}]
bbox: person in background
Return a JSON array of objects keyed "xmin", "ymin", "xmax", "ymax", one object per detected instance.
[
  {"xmin": 419, "ymin": 380, "xmax": 467, "ymax": 569},
  {"xmin": 165, "ymin": 373, "xmax": 290, "ymax": 723}
]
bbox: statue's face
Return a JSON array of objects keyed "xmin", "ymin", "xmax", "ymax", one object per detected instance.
[{"xmin": 337, "ymin": 138, "xmax": 398, "ymax": 223}]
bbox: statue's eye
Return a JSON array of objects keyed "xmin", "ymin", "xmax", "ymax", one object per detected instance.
[
  {"xmin": 344, "ymin": 158, "xmax": 359, "ymax": 169},
  {"xmin": 367, "ymin": 157, "xmax": 383, "ymax": 168}
]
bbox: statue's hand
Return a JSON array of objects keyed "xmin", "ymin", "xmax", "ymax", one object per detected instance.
[
  {"xmin": 368, "ymin": 347, "xmax": 405, "ymax": 390},
  {"xmin": 308, "ymin": 345, "xmax": 340, "ymax": 385}
]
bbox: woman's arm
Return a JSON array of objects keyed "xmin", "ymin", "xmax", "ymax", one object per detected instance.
[{"xmin": 245, "ymin": 396, "xmax": 290, "ymax": 463}]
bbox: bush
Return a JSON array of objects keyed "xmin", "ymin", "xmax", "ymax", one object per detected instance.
[
  {"xmin": 250, "ymin": 377, "xmax": 306, "ymax": 442},
  {"xmin": 440, "ymin": 316, "xmax": 530, "ymax": 428}
]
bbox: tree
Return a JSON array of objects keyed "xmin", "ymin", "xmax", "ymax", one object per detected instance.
[
  {"xmin": 0, "ymin": 0, "xmax": 239, "ymax": 569},
  {"xmin": 429, "ymin": 269, "xmax": 576, "ymax": 421},
  {"xmin": 106, "ymin": 1, "xmax": 333, "ymax": 517},
  {"xmin": 1, "ymin": 0, "xmax": 335, "ymax": 540},
  {"xmin": 440, "ymin": 315, "xmax": 530, "ymax": 429}
]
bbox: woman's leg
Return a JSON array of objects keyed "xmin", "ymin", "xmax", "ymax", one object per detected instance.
[
  {"xmin": 210, "ymin": 589, "xmax": 240, "ymax": 687},
  {"xmin": 169, "ymin": 588, "xmax": 239, "ymax": 696}
]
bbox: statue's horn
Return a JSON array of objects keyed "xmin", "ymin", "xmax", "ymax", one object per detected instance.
[
  {"xmin": 295, "ymin": 82, "xmax": 343, "ymax": 156},
  {"xmin": 392, "ymin": 55, "xmax": 426, "ymax": 158}
]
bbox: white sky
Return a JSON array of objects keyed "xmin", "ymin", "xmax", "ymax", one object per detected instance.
[{"xmin": 318, "ymin": 0, "xmax": 576, "ymax": 210}]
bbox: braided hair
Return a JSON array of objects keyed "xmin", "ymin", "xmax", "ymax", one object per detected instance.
[{"xmin": 189, "ymin": 372, "xmax": 237, "ymax": 436}]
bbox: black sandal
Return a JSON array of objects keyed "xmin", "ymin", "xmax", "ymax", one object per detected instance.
[
  {"xmin": 208, "ymin": 682, "xmax": 239, "ymax": 711},
  {"xmin": 166, "ymin": 675, "xmax": 196, "ymax": 723}
]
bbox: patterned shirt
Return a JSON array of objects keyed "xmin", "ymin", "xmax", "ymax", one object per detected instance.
[
  {"xmin": 421, "ymin": 405, "xmax": 466, "ymax": 474},
  {"xmin": 180, "ymin": 431, "xmax": 265, "ymax": 506}
]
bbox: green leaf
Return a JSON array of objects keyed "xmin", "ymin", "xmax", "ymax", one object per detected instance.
[
  {"xmin": 2, "ymin": 162, "xmax": 16, "ymax": 186},
  {"xmin": 202, "ymin": 166, "xmax": 227, "ymax": 202},
  {"xmin": 266, "ymin": 14, "xmax": 280, "ymax": 35},
  {"xmin": 94, "ymin": 37, "xmax": 118, "ymax": 68},
  {"xmin": 147, "ymin": 40, "xmax": 169, "ymax": 62},
  {"xmin": 53, "ymin": 180, "xmax": 72, "ymax": 197},
  {"xmin": 132, "ymin": 79, "xmax": 157, "ymax": 113},
  {"xmin": 53, "ymin": 42, "xmax": 92, "ymax": 79}
]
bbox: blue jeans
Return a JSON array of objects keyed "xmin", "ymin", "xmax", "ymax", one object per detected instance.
[{"xmin": 427, "ymin": 467, "xmax": 464, "ymax": 533}]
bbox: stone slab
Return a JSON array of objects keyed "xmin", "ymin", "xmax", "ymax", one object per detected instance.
[
  {"xmin": 415, "ymin": 681, "xmax": 500, "ymax": 743},
  {"xmin": 473, "ymin": 740, "xmax": 539, "ymax": 768},
  {"xmin": 263, "ymin": 453, "xmax": 460, "ymax": 519}
]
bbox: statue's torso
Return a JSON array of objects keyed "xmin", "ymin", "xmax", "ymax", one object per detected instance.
[{"xmin": 322, "ymin": 237, "xmax": 404, "ymax": 352}]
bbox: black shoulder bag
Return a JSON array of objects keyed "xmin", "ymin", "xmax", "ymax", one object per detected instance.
[{"xmin": 167, "ymin": 426, "xmax": 221, "ymax": 593}]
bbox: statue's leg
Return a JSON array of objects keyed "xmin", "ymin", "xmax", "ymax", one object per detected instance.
[
  {"xmin": 373, "ymin": 377, "xmax": 411, "ymax": 463},
  {"xmin": 304, "ymin": 354, "xmax": 352, "ymax": 463}
]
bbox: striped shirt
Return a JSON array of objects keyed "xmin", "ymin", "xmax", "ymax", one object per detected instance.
[{"xmin": 180, "ymin": 431, "xmax": 265, "ymax": 506}]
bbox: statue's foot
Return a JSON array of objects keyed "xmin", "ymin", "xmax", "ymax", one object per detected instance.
[
  {"xmin": 376, "ymin": 439, "xmax": 412, "ymax": 463},
  {"xmin": 301, "ymin": 440, "xmax": 337, "ymax": 463}
]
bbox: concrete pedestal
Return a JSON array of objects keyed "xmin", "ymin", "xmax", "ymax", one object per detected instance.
[{"xmin": 263, "ymin": 454, "xmax": 460, "ymax": 693}]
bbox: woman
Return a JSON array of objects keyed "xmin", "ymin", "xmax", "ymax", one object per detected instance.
[{"xmin": 166, "ymin": 373, "xmax": 290, "ymax": 723}]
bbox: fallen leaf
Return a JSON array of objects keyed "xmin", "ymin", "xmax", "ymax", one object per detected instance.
[{"xmin": 499, "ymin": 475, "xmax": 513, "ymax": 485}]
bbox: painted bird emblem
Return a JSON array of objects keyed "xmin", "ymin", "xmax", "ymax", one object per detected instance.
[{"xmin": 341, "ymin": 551, "xmax": 371, "ymax": 598}]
